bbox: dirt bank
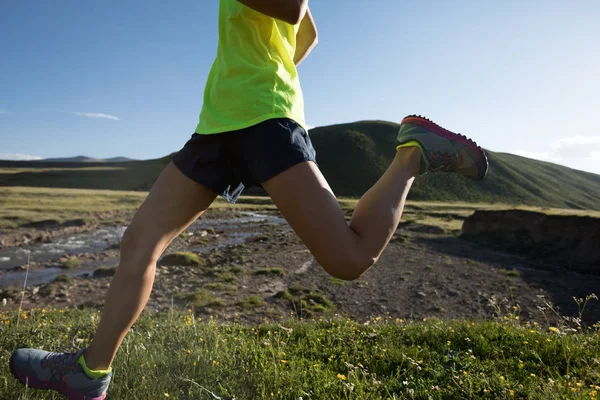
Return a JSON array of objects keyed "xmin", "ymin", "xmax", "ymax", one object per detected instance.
[{"xmin": 461, "ymin": 210, "xmax": 600, "ymax": 273}]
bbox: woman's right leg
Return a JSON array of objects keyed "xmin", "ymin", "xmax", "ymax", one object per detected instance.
[{"xmin": 83, "ymin": 162, "xmax": 217, "ymax": 370}]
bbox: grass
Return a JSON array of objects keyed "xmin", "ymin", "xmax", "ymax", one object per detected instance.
[
  {"xmin": 205, "ymin": 282, "xmax": 238, "ymax": 294},
  {"xmin": 53, "ymin": 274, "xmax": 71, "ymax": 284},
  {"xmin": 0, "ymin": 187, "xmax": 276, "ymax": 229},
  {"xmin": 503, "ymin": 268, "xmax": 522, "ymax": 277},
  {"xmin": 282, "ymin": 287, "xmax": 336, "ymax": 315},
  {"xmin": 60, "ymin": 257, "xmax": 80, "ymax": 269},
  {"xmin": 236, "ymin": 295, "xmax": 265, "ymax": 310},
  {"xmin": 301, "ymin": 292, "xmax": 335, "ymax": 313},
  {"xmin": 251, "ymin": 267, "xmax": 285, "ymax": 276},
  {"xmin": 328, "ymin": 277, "xmax": 347, "ymax": 285},
  {"xmin": 0, "ymin": 308, "xmax": 598, "ymax": 399},
  {"xmin": 275, "ymin": 290, "xmax": 294, "ymax": 301},
  {"xmin": 160, "ymin": 252, "xmax": 203, "ymax": 267},
  {"xmin": 178, "ymin": 290, "xmax": 225, "ymax": 309},
  {"xmin": 2, "ymin": 186, "xmax": 600, "ymax": 232},
  {"xmin": 229, "ymin": 266, "xmax": 246, "ymax": 274},
  {"xmin": 214, "ymin": 271, "xmax": 237, "ymax": 283}
]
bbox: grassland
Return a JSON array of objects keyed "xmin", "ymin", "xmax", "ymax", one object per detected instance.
[
  {"xmin": 2, "ymin": 186, "xmax": 600, "ymax": 231},
  {"xmin": 0, "ymin": 308, "xmax": 598, "ymax": 399},
  {"xmin": 2, "ymin": 185, "xmax": 600, "ymax": 398},
  {"xmin": 0, "ymin": 187, "xmax": 275, "ymax": 229}
]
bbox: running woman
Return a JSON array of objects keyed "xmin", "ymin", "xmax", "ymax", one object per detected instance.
[{"xmin": 10, "ymin": 1, "xmax": 488, "ymax": 398}]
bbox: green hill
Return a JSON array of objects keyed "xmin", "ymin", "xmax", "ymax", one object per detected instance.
[
  {"xmin": 1, "ymin": 120, "xmax": 599, "ymax": 210},
  {"xmin": 309, "ymin": 121, "xmax": 600, "ymax": 210}
]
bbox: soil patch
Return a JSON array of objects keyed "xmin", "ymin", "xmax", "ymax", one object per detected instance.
[{"xmin": 1, "ymin": 212, "xmax": 599, "ymax": 327}]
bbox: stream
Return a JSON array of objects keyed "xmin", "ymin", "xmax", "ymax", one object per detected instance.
[{"xmin": 0, "ymin": 212, "xmax": 286, "ymax": 289}]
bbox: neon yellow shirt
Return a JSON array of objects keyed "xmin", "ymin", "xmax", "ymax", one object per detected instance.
[{"xmin": 195, "ymin": 0, "xmax": 306, "ymax": 134}]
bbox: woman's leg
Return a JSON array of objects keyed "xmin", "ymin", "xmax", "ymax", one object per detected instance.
[
  {"xmin": 83, "ymin": 162, "xmax": 218, "ymax": 370},
  {"xmin": 262, "ymin": 147, "xmax": 421, "ymax": 281}
]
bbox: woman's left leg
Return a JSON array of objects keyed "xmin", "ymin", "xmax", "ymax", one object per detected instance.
[{"xmin": 262, "ymin": 147, "xmax": 421, "ymax": 281}]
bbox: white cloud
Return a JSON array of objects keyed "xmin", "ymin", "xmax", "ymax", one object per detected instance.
[
  {"xmin": 550, "ymin": 135, "xmax": 600, "ymax": 150},
  {"xmin": 74, "ymin": 112, "xmax": 120, "ymax": 121},
  {"xmin": 514, "ymin": 135, "xmax": 600, "ymax": 162},
  {"xmin": 511, "ymin": 135, "xmax": 600, "ymax": 174},
  {"xmin": 0, "ymin": 153, "xmax": 43, "ymax": 161}
]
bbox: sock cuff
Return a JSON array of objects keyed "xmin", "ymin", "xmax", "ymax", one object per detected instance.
[
  {"xmin": 396, "ymin": 140, "xmax": 424, "ymax": 154},
  {"xmin": 77, "ymin": 354, "xmax": 112, "ymax": 379}
]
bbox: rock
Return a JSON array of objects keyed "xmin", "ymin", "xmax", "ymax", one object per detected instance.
[
  {"xmin": 32, "ymin": 287, "xmax": 40, "ymax": 295},
  {"xmin": 417, "ymin": 291, "xmax": 427, "ymax": 298},
  {"xmin": 35, "ymin": 233, "xmax": 52, "ymax": 243},
  {"xmin": 93, "ymin": 267, "xmax": 117, "ymax": 278}
]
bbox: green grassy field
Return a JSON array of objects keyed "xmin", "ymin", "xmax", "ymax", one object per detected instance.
[
  {"xmin": 0, "ymin": 308, "xmax": 598, "ymax": 399},
  {"xmin": 2, "ymin": 186, "xmax": 600, "ymax": 230},
  {"xmin": 2, "ymin": 120, "xmax": 600, "ymax": 210},
  {"xmin": 0, "ymin": 187, "xmax": 278, "ymax": 229}
]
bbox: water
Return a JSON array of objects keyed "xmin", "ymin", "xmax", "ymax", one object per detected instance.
[
  {"xmin": 0, "ymin": 211, "xmax": 286, "ymax": 289},
  {"xmin": 0, "ymin": 227, "xmax": 127, "ymax": 271},
  {"xmin": 0, "ymin": 266, "xmax": 99, "ymax": 288}
]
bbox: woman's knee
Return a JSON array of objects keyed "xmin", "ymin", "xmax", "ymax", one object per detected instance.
[
  {"xmin": 118, "ymin": 227, "xmax": 160, "ymax": 275},
  {"xmin": 320, "ymin": 251, "xmax": 375, "ymax": 281}
]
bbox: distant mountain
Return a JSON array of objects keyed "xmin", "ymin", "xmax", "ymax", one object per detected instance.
[
  {"xmin": 41, "ymin": 156, "xmax": 136, "ymax": 163},
  {"xmin": 104, "ymin": 157, "xmax": 136, "ymax": 163},
  {"xmin": 2, "ymin": 120, "xmax": 600, "ymax": 211}
]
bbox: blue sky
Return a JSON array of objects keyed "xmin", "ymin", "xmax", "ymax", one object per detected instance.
[{"xmin": 1, "ymin": 0, "xmax": 599, "ymax": 173}]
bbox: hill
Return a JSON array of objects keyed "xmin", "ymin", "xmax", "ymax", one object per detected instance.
[
  {"xmin": 1, "ymin": 120, "xmax": 599, "ymax": 210},
  {"xmin": 41, "ymin": 156, "xmax": 135, "ymax": 163},
  {"xmin": 309, "ymin": 121, "xmax": 600, "ymax": 210}
]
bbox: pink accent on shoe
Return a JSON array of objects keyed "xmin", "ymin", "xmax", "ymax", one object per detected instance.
[
  {"xmin": 401, "ymin": 115, "xmax": 487, "ymax": 164},
  {"xmin": 13, "ymin": 368, "xmax": 106, "ymax": 400}
]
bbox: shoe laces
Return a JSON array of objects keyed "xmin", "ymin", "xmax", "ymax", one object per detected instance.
[
  {"xmin": 427, "ymin": 150, "xmax": 458, "ymax": 172},
  {"xmin": 41, "ymin": 351, "xmax": 80, "ymax": 380}
]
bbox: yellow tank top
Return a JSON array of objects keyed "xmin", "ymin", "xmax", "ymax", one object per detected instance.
[{"xmin": 195, "ymin": 0, "xmax": 306, "ymax": 134}]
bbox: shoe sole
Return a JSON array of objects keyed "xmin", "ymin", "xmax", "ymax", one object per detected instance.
[
  {"xmin": 10, "ymin": 352, "xmax": 106, "ymax": 400},
  {"xmin": 401, "ymin": 115, "xmax": 489, "ymax": 180}
]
